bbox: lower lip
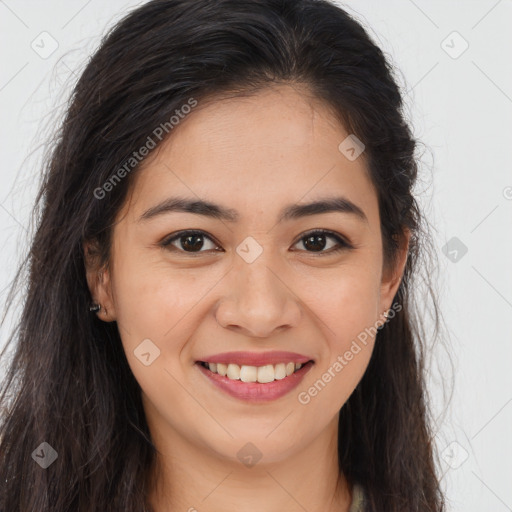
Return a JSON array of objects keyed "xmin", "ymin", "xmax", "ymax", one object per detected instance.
[{"xmin": 196, "ymin": 361, "xmax": 314, "ymax": 403}]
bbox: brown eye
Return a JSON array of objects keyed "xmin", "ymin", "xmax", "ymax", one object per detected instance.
[
  {"xmin": 293, "ymin": 230, "xmax": 351, "ymax": 254},
  {"xmin": 161, "ymin": 230, "xmax": 220, "ymax": 253}
]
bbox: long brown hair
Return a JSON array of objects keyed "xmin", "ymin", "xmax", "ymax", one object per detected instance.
[{"xmin": 0, "ymin": 1, "xmax": 445, "ymax": 510}]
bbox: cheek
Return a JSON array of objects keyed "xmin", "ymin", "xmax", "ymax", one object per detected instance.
[
  {"xmin": 307, "ymin": 262, "xmax": 381, "ymax": 346},
  {"xmin": 109, "ymin": 252, "xmax": 225, "ymax": 384},
  {"xmin": 111, "ymin": 251, "xmax": 204, "ymax": 341},
  {"xmin": 110, "ymin": 266, "xmax": 205, "ymax": 420},
  {"xmin": 295, "ymin": 264, "xmax": 380, "ymax": 412}
]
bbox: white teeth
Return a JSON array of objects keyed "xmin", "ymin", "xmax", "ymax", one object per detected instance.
[
  {"xmin": 274, "ymin": 363, "xmax": 286, "ymax": 380},
  {"xmin": 240, "ymin": 365, "xmax": 257, "ymax": 383},
  {"xmin": 226, "ymin": 363, "xmax": 241, "ymax": 380},
  {"xmin": 203, "ymin": 361, "xmax": 307, "ymax": 382},
  {"xmin": 257, "ymin": 364, "xmax": 275, "ymax": 384},
  {"xmin": 216, "ymin": 363, "xmax": 227, "ymax": 377}
]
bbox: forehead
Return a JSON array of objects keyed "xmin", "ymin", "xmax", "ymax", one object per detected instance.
[{"xmin": 121, "ymin": 84, "xmax": 378, "ymax": 224}]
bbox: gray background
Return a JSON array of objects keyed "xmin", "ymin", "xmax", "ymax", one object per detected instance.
[{"xmin": 1, "ymin": 1, "xmax": 511, "ymax": 510}]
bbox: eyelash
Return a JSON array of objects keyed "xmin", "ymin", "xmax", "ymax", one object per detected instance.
[{"xmin": 160, "ymin": 229, "xmax": 353, "ymax": 256}]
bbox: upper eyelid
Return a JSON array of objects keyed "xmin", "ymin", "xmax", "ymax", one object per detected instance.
[{"xmin": 292, "ymin": 228, "xmax": 348, "ymax": 245}]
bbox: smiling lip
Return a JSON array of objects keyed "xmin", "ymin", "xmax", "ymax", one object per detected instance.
[
  {"xmin": 197, "ymin": 350, "xmax": 312, "ymax": 366},
  {"xmin": 195, "ymin": 351, "xmax": 314, "ymax": 403}
]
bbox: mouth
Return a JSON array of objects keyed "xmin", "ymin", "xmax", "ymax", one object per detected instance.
[{"xmin": 195, "ymin": 352, "xmax": 314, "ymax": 402}]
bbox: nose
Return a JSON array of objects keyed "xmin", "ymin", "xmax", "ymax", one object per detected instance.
[{"xmin": 215, "ymin": 257, "xmax": 302, "ymax": 338}]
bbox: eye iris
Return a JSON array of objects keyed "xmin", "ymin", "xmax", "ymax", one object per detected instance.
[
  {"xmin": 304, "ymin": 234, "xmax": 326, "ymax": 252},
  {"xmin": 181, "ymin": 234, "xmax": 204, "ymax": 252}
]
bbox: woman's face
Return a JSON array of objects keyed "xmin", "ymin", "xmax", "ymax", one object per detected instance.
[{"xmin": 90, "ymin": 84, "xmax": 406, "ymax": 466}]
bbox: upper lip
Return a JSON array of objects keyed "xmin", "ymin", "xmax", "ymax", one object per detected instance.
[{"xmin": 197, "ymin": 351, "xmax": 313, "ymax": 367}]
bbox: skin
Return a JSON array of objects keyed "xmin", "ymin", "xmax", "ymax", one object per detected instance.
[{"xmin": 86, "ymin": 84, "xmax": 409, "ymax": 512}]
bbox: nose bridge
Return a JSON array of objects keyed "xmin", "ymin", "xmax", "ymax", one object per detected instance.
[
  {"xmin": 236, "ymin": 245, "xmax": 287, "ymax": 309},
  {"xmin": 215, "ymin": 245, "xmax": 301, "ymax": 336},
  {"xmin": 234, "ymin": 233, "xmax": 282, "ymax": 294},
  {"xmin": 239, "ymin": 253, "xmax": 281, "ymax": 301}
]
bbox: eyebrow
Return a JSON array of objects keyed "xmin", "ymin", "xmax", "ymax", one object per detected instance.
[{"xmin": 138, "ymin": 195, "xmax": 368, "ymax": 224}]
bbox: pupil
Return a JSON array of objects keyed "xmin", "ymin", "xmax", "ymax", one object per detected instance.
[
  {"xmin": 182, "ymin": 234, "xmax": 204, "ymax": 251},
  {"xmin": 304, "ymin": 234, "xmax": 326, "ymax": 252}
]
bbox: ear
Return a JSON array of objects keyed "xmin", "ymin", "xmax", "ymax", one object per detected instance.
[
  {"xmin": 378, "ymin": 227, "xmax": 411, "ymax": 321},
  {"xmin": 83, "ymin": 239, "xmax": 116, "ymax": 322}
]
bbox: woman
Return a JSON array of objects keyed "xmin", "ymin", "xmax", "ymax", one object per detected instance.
[{"xmin": 0, "ymin": 0, "xmax": 444, "ymax": 510}]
